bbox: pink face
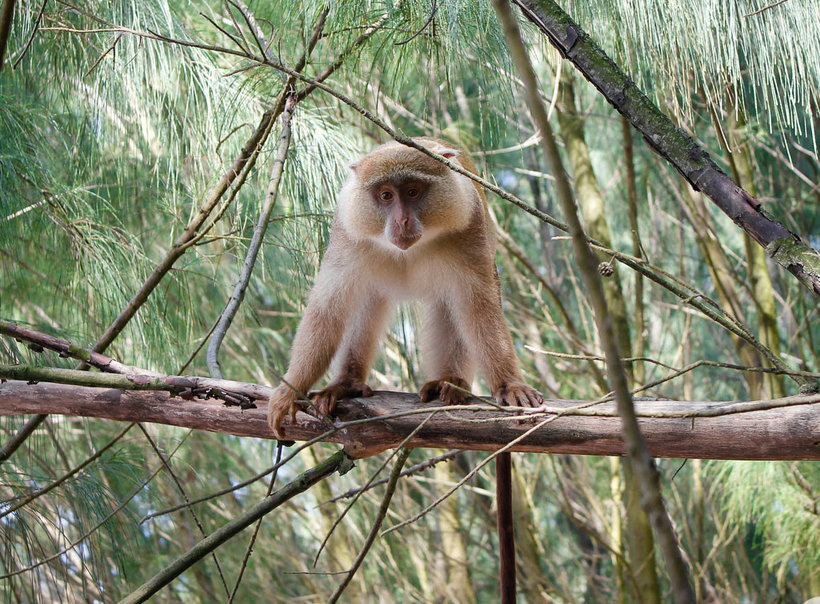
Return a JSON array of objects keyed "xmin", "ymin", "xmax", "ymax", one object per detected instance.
[{"xmin": 372, "ymin": 180, "xmax": 428, "ymax": 250}]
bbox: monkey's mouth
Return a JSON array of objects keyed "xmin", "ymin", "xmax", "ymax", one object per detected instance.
[{"xmin": 391, "ymin": 233, "xmax": 421, "ymax": 250}]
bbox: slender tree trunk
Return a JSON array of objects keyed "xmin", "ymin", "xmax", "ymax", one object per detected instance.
[
  {"xmin": 511, "ymin": 466, "xmax": 553, "ymax": 603},
  {"xmin": 723, "ymin": 100, "xmax": 785, "ymax": 399},
  {"xmin": 433, "ymin": 459, "xmax": 477, "ymax": 604}
]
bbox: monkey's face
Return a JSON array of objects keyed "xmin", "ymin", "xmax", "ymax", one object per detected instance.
[
  {"xmin": 338, "ymin": 141, "xmax": 477, "ymax": 252},
  {"xmin": 371, "ymin": 178, "xmax": 428, "ymax": 250}
]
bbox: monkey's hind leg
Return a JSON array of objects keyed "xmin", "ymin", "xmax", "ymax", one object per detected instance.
[
  {"xmin": 419, "ymin": 299, "xmax": 475, "ymax": 405},
  {"xmin": 453, "ymin": 282, "xmax": 543, "ymax": 409}
]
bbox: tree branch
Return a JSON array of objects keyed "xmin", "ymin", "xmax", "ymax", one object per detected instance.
[
  {"xmin": 1, "ymin": 379, "xmax": 819, "ymax": 460},
  {"xmin": 513, "ymin": 0, "xmax": 820, "ymax": 298},
  {"xmin": 119, "ymin": 448, "xmax": 352, "ymax": 604}
]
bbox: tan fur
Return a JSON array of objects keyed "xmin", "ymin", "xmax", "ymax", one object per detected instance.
[{"xmin": 268, "ymin": 138, "xmax": 542, "ymax": 436}]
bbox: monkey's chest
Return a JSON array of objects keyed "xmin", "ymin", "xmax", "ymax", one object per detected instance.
[{"xmin": 368, "ymin": 256, "xmax": 466, "ymax": 301}]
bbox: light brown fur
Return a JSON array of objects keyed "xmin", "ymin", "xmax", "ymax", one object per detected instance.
[{"xmin": 268, "ymin": 138, "xmax": 542, "ymax": 436}]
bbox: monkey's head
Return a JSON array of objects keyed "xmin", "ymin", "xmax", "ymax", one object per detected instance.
[{"xmin": 338, "ymin": 139, "xmax": 479, "ymax": 252}]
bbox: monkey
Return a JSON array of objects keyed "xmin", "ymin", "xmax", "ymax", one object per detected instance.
[{"xmin": 268, "ymin": 137, "xmax": 543, "ymax": 436}]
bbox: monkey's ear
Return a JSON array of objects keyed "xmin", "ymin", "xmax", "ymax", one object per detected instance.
[
  {"xmin": 349, "ymin": 159, "xmax": 361, "ymax": 172},
  {"xmin": 435, "ymin": 146, "xmax": 460, "ymax": 160}
]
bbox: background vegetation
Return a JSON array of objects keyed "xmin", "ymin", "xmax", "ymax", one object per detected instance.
[{"xmin": 1, "ymin": 0, "xmax": 819, "ymax": 601}]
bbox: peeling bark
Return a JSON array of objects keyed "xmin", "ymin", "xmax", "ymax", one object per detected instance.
[{"xmin": 2, "ymin": 380, "xmax": 819, "ymax": 460}]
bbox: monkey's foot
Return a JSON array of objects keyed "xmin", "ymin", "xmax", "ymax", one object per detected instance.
[
  {"xmin": 268, "ymin": 385, "xmax": 299, "ymax": 438},
  {"xmin": 494, "ymin": 382, "xmax": 543, "ymax": 408},
  {"xmin": 311, "ymin": 379, "xmax": 373, "ymax": 417},
  {"xmin": 419, "ymin": 376, "xmax": 472, "ymax": 404}
]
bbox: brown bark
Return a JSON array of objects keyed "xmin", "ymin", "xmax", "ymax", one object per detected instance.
[
  {"xmin": 0, "ymin": 0, "xmax": 15, "ymax": 72},
  {"xmin": 2, "ymin": 380, "xmax": 819, "ymax": 460},
  {"xmin": 513, "ymin": 0, "xmax": 820, "ymax": 298}
]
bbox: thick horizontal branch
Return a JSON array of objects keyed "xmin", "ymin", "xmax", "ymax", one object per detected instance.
[{"xmin": 1, "ymin": 379, "xmax": 819, "ymax": 460}]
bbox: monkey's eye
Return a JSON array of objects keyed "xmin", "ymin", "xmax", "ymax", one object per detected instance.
[
  {"xmin": 406, "ymin": 187, "xmax": 420, "ymax": 199},
  {"xmin": 378, "ymin": 190, "xmax": 394, "ymax": 202}
]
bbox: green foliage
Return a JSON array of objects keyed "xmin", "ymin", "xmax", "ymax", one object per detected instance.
[
  {"xmin": 567, "ymin": 0, "xmax": 820, "ymax": 142},
  {"xmin": 714, "ymin": 461, "xmax": 820, "ymax": 589},
  {"xmin": 2, "ymin": 0, "xmax": 820, "ymax": 602}
]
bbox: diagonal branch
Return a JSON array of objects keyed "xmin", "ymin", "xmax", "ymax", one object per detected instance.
[
  {"xmin": 493, "ymin": 1, "xmax": 696, "ymax": 599},
  {"xmin": 512, "ymin": 0, "xmax": 820, "ymax": 297},
  {"xmin": 119, "ymin": 449, "xmax": 352, "ymax": 604}
]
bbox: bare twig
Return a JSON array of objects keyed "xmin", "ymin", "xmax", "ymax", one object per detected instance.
[
  {"xmin": 745, "ymin": 0, "xmax": 789, "ymax": 18},
  {"xmin": 327, "ymin": 448, "xmax": 411, "ymax": 603},
  {"xmin": 137, "ymin": 424, "xmax": 230, "ymax": 597},
  {"xmin": 12, "ymin": 0, "xmax": 46, "ymax": 68},
  {"xmin": 228, "ymin": 443, "xmax": 284, "ymax": 602},
  {"xmin": 395, "ymin": 0, "xmax": 437, "ymax": 46},
  {"xmin": 323, "ymin": 450, "xmax": 462, "ymax": 503},
  {"xmin": 206, "ymin": 95, "xmax": 297, "ymax": 378}
]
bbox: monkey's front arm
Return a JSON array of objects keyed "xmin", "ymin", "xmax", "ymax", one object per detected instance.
[{"xmin": 267, "ymin": 261, "xmax": 355, "ymax": 436}]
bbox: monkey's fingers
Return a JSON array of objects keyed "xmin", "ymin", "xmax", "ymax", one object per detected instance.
[
  {"xmin": 525, "ymin": 389, "xmax": 544, "ymax": 408},
  {"xmin": 495, "ymin": 383, "xmax": 543, "ymax": 409},
  {"xmin": 419, "ymin": 381, "xmax": 439, "ymax": 402},
  {"xmin": 315, "ymin": 392, "xmax": 339, "ymax": 417},
  {"xmin": 420, "ymin": 376, "xmax": 471, "ymax": 404},
  {"xmin": 439, "ymin": 383, "xmax": 470, "ymax": 404},
  {"xmin": 267, "ymin": 402, "xmax": 290, "ymax": 439}
]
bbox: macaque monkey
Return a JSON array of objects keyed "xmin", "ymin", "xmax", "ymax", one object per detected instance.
[{"xmin": 268, "ymin": 137, "xmax": 543, "ymax": 436}]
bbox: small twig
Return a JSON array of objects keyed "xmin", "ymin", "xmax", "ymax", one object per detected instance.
[
  {"xmin": 395, "ymin": 0, "xmax": 437, "ymax": 45},
  {"xmin": 83, "ymin": 32, "xmax": 122, "ymax": 77},
  {"xmin": 294, "ymin": 5, "xmax": 330, "ymax": 72},
  {"xmin": 228, "ymin": 443, "xmax": 284, "ymax": 602},
  {"xmin": 228, "ymin": 0, "xmax": 280, "ymax": 63},
  {"xmin": 745, "ymin": 0, "xmax": 789, "ymax": 18},
  {"xmin": 327, "ymin": 447, "xmax": 412, "ymax": 603},
  {"xmin": 222, "ymin": 0, "xmax": 253, "ymax": 54},
  {"xmin": 206, "ymin": 94, "xmax": 297, "ymax": 378},
  {"xmin": 322, "ymin": 450, "xmax": 462, "ymax": 504},
  {"xmin": 137, "ymin": 424, "xmax": 230, "ymax": 597},
  {"xmin": 12, "ymin": 0, "xmax": 46, "ymax": 68},
  {"xmin": 200, "ymin": 10, "xmax": 249, "ymax": 54}
]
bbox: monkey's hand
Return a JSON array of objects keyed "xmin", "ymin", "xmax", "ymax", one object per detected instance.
[
  {"xmin": 311, "ymin": 378, "xmax": 373, "ymax": 418},
  {"xmin": 419, "ymin": 376, "xmax": 472, "ymax": 405},
  {"xmin": 494, "ymin": 382, "xmax": 543, "ymax": 408},
  {"xmin": 268, "ymin": 385, "xmax": 300, "ymax": 438}
]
